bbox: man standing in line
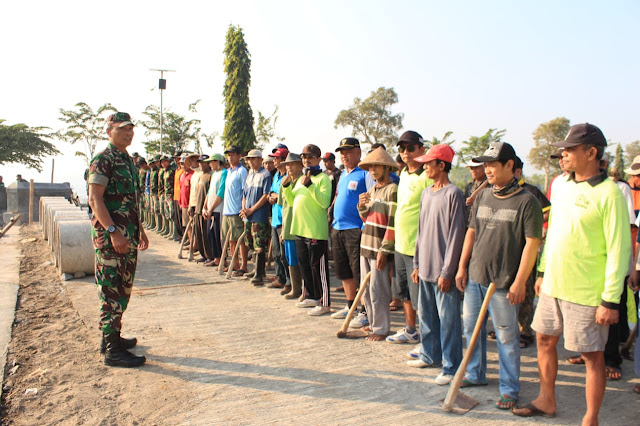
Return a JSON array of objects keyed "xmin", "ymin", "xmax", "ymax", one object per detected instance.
[
  {"xmin": 329, "ymin": 138, "xmax": 368, "ymax": 321},
  {"xmin": 136, "ymin": 158, "xmax": 149, "ymax": 226},
  {"xmin": 222, "ymin": 146, "xmax": 249, "ymax": 275},
  {"xmin": 409, "ymin": 144, "xmax": 466, "ymax": 385},
  {"xmin": 202, "ymin": 154, "xmax": 227, "ymax": 267},
  {"xmin": 463, "ymin": 160, "xmax": 487, "ymax": 225},
  {"xmin": 282, "ymin": 144, "xmax": 332, "ymax": 316},
  {"xmin": 178, "ymin": 154, "xmax": 194, "ymax": 249},
  {"xmin": 456, "ymin": 142, "xmax": 542, "ymax": 410},
  {"xmin": 240, "ymin": 149, "xmax": 272, "ymax": 285},
  {"xmin": 172, "ymin": 151, "xmax": 185, "ymax": 240},
  {"xmin": 149, "ymin": 155, "xmax": 161, "ymax": 232},
  {"xmin": 386, "ymin": 131, "xmax": 431, "ymax": 348},
  {"xmin": 87, "ymin": 112, "xmax": 148, "ymax": 368},
  {"xmin": 192, "ymin": 155, "xmax": 213, "ymax": 263},
  {"xmin": 513, "ymin": 124, "xmax": 631, "ymax": 423},
  {"xmin": 267, "ymin": 147, "xmax": 290, "ymax": 290},
  {"xmin": 322, "ymin": 152, "xmax": 341, "ymax": 204},
  {"xmin": 161, "ymin": 155, "xmax": 178, "ymax": 239}
]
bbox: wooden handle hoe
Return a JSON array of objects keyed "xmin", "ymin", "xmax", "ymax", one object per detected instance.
[
  {"xmin": 226, "ymin": 231, "xmax": 247, "ymax": 279},
  {"xmin": 218, "ymin": 230, "xmax": 231, "ymax": 275},
  {"xmin": 177, "ymin": 216, "xmax": 194, "ymax": 260},
  {"xmin": 442, "ymin": 282, "xmax": 496, "ymax": 414},
  {"xmin": 336, "ymin": 271, "xmax": 372, "ymax": 338}
]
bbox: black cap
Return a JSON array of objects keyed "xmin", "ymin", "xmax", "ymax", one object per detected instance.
[
  {"xmin": 473, "ymin": 142, "xmax": 517, "ymax": 163},
  {"xmin": 322, "ymin": 152, "xmax": 336, "ymax": 161},
  {"xmin": 550, "ymin": 149, "xmax": 563, "ymax": 159},
  {"xmin": 131, "ymin": 152, "xmax": 140, "ymax": 158},
  {"xmin": 224, "ymin": 145, "xmax": 242, "ymax": 154},
  {"xmin": 397, "ymin": 130, "xmax": 424, "ymax": 146},
  {"xmin": 136, "ymin": 157, "xmax": 147, "ymax": 165},
  {"xmin": 271, "ymin": 143, "xmax": 288, "ymax": 153},
  {"xmin": 552, "ymin": 123, "xmax": 607, "ymax": 148},
  {"xmin": 514, "ymin": 156, "xmax": 523, "ymax": 170},
  {"xmin": 301, "ymin": 144, "xmax": 322, "ymax": 157},
  {"xmin": 369, "ymin": 143, "xmax": 386, "ymax": 153},
  {"xmin": 335, "ymin": 137, "xmax": 361, "ymax": 152}
]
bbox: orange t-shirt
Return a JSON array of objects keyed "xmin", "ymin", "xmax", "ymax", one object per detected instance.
[{"xmin": 174, "ymin": 168, "xmax": 184, "ymax": 201}]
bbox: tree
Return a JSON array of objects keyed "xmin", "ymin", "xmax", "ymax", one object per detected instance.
[
  {"xmin": 334, "ymin": 87, "xmax": 404, "ymax": 152},
  {"xmin": 458, "ymin": 128, "xmax": 506, "ymax": 165},
  {"xmin": 427, "ymin": 131, "xmax": 454, "ymax": 148},
  {"xmin": 222, "ymin": 24, "xmax": 256, "ymax": 153},
  {"xmin": 254, "ymin": 105, "xmax": 285, "ymax": 150},
  {"xmin": 57, "ymin": 102, "xmax": 117, "ymax": 164},
  {"xmin": 625, "ymin": 140, "xmax": 640, "ymax": 164},
  {"xmin": 0, "ymin": 119, "xmax": 60, "ymax": 172},
  {"xmin": 528, "ymin": 117, "xmax": 570, "ymax": 192},
  {"xmin": 139, "ymin": 100, "xmax": 203, "ymax": 155},
  {"xmin": 613, "ymin": 143, "xmax": 625, "ymax": 174}
]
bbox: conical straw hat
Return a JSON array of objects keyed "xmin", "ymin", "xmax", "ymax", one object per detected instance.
[{"xmin": 358, "ymin": 146, "xmax": 399, "ymax": 172}]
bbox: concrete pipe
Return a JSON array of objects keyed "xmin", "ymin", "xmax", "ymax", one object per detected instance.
[
  {"xmin": 42, "ymin": 200, "xmax": 75, "ymax": 240},
  {"xmin": 51, "ymin": 215, "xmax": 93, "ymax": 264},
  {"xmin": 45, "ymin": 205, "xmax": 80, "ymax": 245},
  {"xmin": 56, "ymin": 220, "xmax": 94, "ymax": 275},
  {"xmin": 39, "ymin": 199, "xmax": 71, "ymax": 239}
]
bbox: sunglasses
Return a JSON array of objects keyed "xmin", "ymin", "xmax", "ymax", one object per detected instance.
[
  {"xmin": 398, "ymin": 144, "xmax": 417, "ymax": 153},
  {"xmin": 301, "ymin": 154, "xmax": 317, "ymax": 159}
]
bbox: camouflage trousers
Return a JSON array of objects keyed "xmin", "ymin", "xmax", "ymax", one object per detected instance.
[
  {"xmin": 244, "ymin": 221, "xmax": 270, "ymax": 253},
  {"xmin": 95, "ymin": 248, "xmax": 138, "ymax": 335},
  {"xmin": 152, "ymin": 195, "xmax": 160, "ymax": 214},
  {"xmin": 518, "ymin": 269, "xmax": 536, "ymax": 339},
  {"xmin": 163, "ymin": 195, "xmax": 174, "ymax": 218}
]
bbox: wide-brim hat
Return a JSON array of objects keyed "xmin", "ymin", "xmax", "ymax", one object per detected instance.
[
  {"xmin": 624, "ymin": 155, "xmax": 640, "ymax": 175},
  {"xmin": 245, "ymin": 149, "xmax": 263, "ymax": 158},
  {"xmin": 283, "ymin": 153, "xmax": 302, "ymax": 164},
  {"xmin": 358, "ymin": 147, "xmax": 399, "ymax": 172}
]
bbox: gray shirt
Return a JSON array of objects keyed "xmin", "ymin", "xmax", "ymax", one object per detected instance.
[{"xmin": 414, "ymin": 183, "xmax": 467, "ymax": 282}]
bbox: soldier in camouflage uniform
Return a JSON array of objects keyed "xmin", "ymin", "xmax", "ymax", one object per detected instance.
[
  {"xmin": 157, "ymin": 158, "xmax": 167, "ymax": 235},
  {"xmin": 149, "ymin": 156, "xmax": 161, "ymax": 232},
  {"xmin": 161, "ymin": 155, "xmax": 178, "ymax": 239},
  {"xmin": 87, "ymin": 112, "xmax": 149, "ymax": 368},
  {"xmin": 137, "ymin": 157, "xmax": 149, "ymax": 225}
]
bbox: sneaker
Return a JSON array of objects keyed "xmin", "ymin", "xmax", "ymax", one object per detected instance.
[
  {"xmin": 330, "ymin": 305, "xmax": 350, "ymax": 319},
  {"xmin": 386, "ymin": 327, "xmax": 419, "ymax": 344},
  {"xmin": 407, "ymin": 359, "xmax": 438, "ymax": 368},
  {"xmin": 349, "ymin": 311, "xmax": 368, "ymax": 329},
  {"xmin": 308, "ymin": 306, "xmax": 331, "ymax": 316},
  {"xmin": 435, "ymin": 372, "xmax": 453, "ymax": 386},
  {"xmin": 295, "ymin": 298, "xmax": 319, "ymax": 308},
  {"xmin": 407, "ymin": 344, "xmax": 421, "ymax": 360}
]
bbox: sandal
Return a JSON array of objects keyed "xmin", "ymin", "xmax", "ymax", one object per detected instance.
[
  {"xmin": 567, "ymin": 355, "xmax": 585, "ymax": 365},
  {"xmin": 605, "ymin": 366, "xmax": 622, "ymax": 380},
  {"xmin": 512, "ymin": 402, "xmax": 556, "ymax": 418},
  {"xmin": 633, "ymin": 384, "xmax": 640, "ymax": 394},
  {"xmin": 460, "ymin": 378, "xmax": 488, "ymax": 388},
  {"xmin": 495, "ymin": 394, "xmax": 518, "ymax": 410},
  {"xmin": 389, "ymin": 301, "xmax": 403, "ymax": 311},
  {"xmin": 232, "ymin": 269, "xmax": 247, "ymax": 277},
  {"xmin": 488, "ymin": 331, "xmax": 496, "ymax": 340}
]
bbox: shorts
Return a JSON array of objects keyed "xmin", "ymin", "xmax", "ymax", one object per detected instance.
[
  {"xmin": 532, "ymin": 293, "xmax": 609, "ymax": 353},
  {"xmin": 393, "ymin": 252, "xmax": 419, "ymax": 310},
  {"xmin": 244, "ymin": 221, "xmax": 270, "ymax": 252},
  {"xmin": 181, "ymin": 207, "xmax": 189, "ymax": 227},
  {"xmin": 222, "ymin": 214, "xmax": 244, "ymax": 241},
  {"xmin": 330, "ymin": 228, "xmax": 361, "ymax": 282},
  {"xmin": 284, "ymin": 239, "xmax": 298, "ymax": 266}
]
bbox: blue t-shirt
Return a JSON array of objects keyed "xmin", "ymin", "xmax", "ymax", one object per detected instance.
[
  {"xmin": 271, "ymin": 171, "xmax": 284, "ymax": 228},
  {"xmin": 223, "ymin": 164, "xmax": 248, "ymax": 216},
  {"xmin": 332, "ymin": 167, "xmax": 368, "ymax": 230},
  {"xmin": 243, "ymin": 167, "xmax": 272, "ymax": 223}
]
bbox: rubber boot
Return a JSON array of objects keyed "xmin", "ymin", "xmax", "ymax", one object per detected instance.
[
  {"xmin": 168, "ymin": 220, "xmax": 180, "ymax": 240},
  {"xmin": 162, "ymin": 217, "xmax": 171, "ymax": 238},
  {"xmin": 104, "ymin": 332, "xmax": 145, "ymax": 368},
  {"xmin": 285, "ymin": 265, "xmax": 303, "ymax": 299},
  {"xmin": 159, "ymin": 216, "xmax": 168, "ymax": 236},
  {"xmin": 245, "ymin": 254, "xmax": 257, "ymax": 279},
  {"xmin": 251, "ymin": 252, "xmax": 267, "ymax": 285},
  {"xmin": 148, "ymin": 212, "xmax": 156, "ymax": 231},
  {"xmin": 152, "ymin": 213, "xmax": 160, "ymax": 232},
  {"xmin": 100, "ymin": 333, "xmax": 138, "ymax": 354}
]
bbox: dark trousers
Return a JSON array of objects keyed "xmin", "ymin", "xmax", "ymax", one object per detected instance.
[
  {"xmin": 172, "ymin": 200, "xmax": 183, "ymax": 236},
  {"xmin": 604, "ymin": 282, "xmax": 629, "ymax": 369},
  {"xmin": 194, "ymin": 214, "xmax": 213, "ymax": 260},
  {"xmin": 207, "ymin": 212, "xmax": 222, "ymax": 259},
  {"xmin": 272, "ymin": 226, "xmax": 289, "ymax": 285},
  {"xmin": 295, "ymin": 236, "xmax": 330, "ymax": 307}
]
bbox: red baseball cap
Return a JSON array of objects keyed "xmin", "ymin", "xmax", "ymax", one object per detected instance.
[
  {"xmin": 322, "ymin": 152, "xmax": 335, "ymax": 161},
  {"xmin": 415, "ymin": 144, "xmax": 455, "ymax": 164},
  {"xmin": 269, "ymin": 148, "xmax": 290, "ymax": 158}
]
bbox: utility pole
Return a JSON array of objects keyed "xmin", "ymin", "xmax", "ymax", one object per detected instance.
[{"xmin": 149, "ymin": 69, "xmax": 175, "ymax": 155}]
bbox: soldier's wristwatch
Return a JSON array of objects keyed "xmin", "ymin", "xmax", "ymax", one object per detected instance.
[{"xmin": 107, "ymin": 225, "xmax": 116, "ymax": 233}]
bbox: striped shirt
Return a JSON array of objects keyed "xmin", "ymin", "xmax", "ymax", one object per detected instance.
[{"xmin": 358, "ymin": 182, "xmax": 397, "ymax": 258}]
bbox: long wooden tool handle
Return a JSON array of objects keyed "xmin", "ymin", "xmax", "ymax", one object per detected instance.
[
  {"xmin": 177, "ymin": 216, "xmax": 194, "ymax": 259},
  {"xmin": 188, "ymin": 219, "xmax": 196, "ymax": 261},
  {"xmin": 468, "ymin": 179, "xmax": 489, "ymax": 201},
  {"xmin": 226, "ymin": 231, "xmax": 247, "ymax": 279},
  {"xmin": 443, "ymin": 282, "xmax": 496, "ymax": 412},
  {"xmin": 218, "ymin": 229, "xmax": 232, "ymax": 274},
  {"xmin": 338, "ymin": 271, "xmax": 372, "ymax": 335}
]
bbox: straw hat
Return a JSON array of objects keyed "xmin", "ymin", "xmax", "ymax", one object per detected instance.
[
  {"xmin": 358, "ymin": 147, "xmax": 399, "ymax": 172},
  {"xmin": 624, "ymin": 155, "xmax": 640, "ymax": 176}
]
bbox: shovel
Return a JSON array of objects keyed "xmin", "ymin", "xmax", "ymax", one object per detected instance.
[
  {"xmin": 177, "ymin": 216, "xmax": 193, "ymax": 260},
  {"xmin": 226, "ymin": 231, "xmax": 247, "ymax": 279},
  {"xmin": 218, "ymin": 230, "xmax": 232, "ymax": 275},
  {"xmin": 442, "ymin": 282, "xmax": 496, "ymax": 414},
  {"xmin": 336, "ymin": 271, "xmax": 372, "ymax": 338}
]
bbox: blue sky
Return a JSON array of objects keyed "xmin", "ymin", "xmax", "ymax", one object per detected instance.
[{"xmin": 1, "ymin": 0, "xmax": 638, "ymax": 193}]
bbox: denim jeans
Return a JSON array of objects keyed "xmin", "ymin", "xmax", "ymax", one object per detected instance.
[
  {"xmin": 418, "ymin": 279, "xmax": 463, "ymax": 375},
  {"xmin": 463, "ymin": 280, "xmax": 521, "ymax": 398}
]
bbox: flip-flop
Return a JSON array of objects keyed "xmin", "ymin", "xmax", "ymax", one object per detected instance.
[
  {"xmin": 389, "ymin": 302, "xmax": 403, "ymax": 311},
  {"xmin": 460, "ymin": 378, "xmax": 488, "ymax": 388},
  {"xmin": 567, "ymin": 355, "xmax": 585, "ymax": 365},
  {"xmin": 633, "ymin": 384, "xmax": 640, "ymax": 394},
  {"xmin": 605, "ymin": 366, "xmax": 622, "ymax": 380},
  {"xmin": 488, "ymin": 331, "xmax": 496, "ymax": 339},
  {"xmin": 512, "ymin": 402, "xmax": 556, "ymax": 418},
  {"xmin": 495, "ymin": 395, "xmax": 518, "ymax": 410},
  {"xmin": 232, "ymin": 269, "xmax": 247, "ymax": 277}
]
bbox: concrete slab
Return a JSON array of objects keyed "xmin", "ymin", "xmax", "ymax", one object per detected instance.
[
  {"xmin": 59, "ymin": 232, "xmax": 640, "ymax": 424},
  {"xmin": 0, "ymin": 226, "xmax": 21, "ymax": 400}
]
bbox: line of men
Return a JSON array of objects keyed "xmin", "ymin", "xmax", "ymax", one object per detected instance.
[{"xmin": 99, "ymin": 114, "xmax": 635, "ymax": 423}]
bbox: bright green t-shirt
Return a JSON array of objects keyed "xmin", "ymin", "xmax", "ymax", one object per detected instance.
[
  {"xmin": 395, "ymin": 167, "xmax": 433, "ymax": 256},
  {"xmin": 539, "ymin": 174, "xmax": 631, "ymax": 307}
]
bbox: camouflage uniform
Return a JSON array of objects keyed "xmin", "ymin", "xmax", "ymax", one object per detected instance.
[
  {"xmin": 87, "ymin": 143, "xmax": 141, "ymax": 335},
  {"xmin": 149, "ymin": 165, "xmax": 159, "ymax": 214},
  {"xmin": 138, "ymin": 168, "xmax": 147, "ymax": 213},
  {"xmin": 163, "ymin": 163, "xmax": 176, "ymax": 218}
]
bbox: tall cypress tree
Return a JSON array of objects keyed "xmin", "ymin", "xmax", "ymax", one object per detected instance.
[{"xmin": 222, "ymin": 25, "xmax": 256, "ymax": 153}]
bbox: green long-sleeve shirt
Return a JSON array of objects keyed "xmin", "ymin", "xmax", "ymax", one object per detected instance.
[{"xmin": 282, "ymin": 172, "xmax": 331, "ymax": 240}]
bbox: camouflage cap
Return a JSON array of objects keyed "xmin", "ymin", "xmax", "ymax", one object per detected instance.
[{"xmin": 106, "ymin": 112, "xmax": 135, "ymax": 128}]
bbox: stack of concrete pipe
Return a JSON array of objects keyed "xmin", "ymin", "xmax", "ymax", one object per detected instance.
[{"xmin": 39, "ymin": 197, "xmax": 94, "ymax": 275}]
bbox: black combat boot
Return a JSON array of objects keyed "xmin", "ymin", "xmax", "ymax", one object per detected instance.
[
  {"xmin": 100, "ymin": 333, "xmax": 138, "ymax": 354},
  {"xmin": 251, "ymin": 252, "xmax": 267, "ymax": 286},
  {"xmin": 104, "ymin": 332, "xmax": 146, "ymax": 368}
]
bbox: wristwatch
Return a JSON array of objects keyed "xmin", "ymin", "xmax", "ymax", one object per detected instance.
[{"xmin": 107, "ymin": 225, "xmax": 116, "ymax": 233}]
